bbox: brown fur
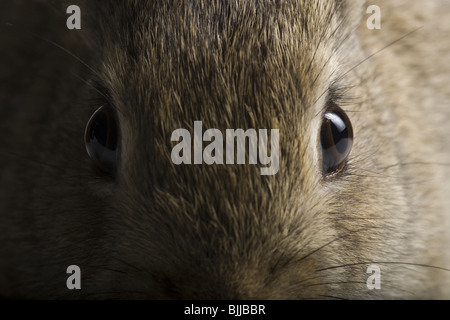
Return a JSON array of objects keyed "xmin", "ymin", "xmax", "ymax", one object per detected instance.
[{"xmin": 0, "ymin": 0, "xmax": 449, "ymax": 299}]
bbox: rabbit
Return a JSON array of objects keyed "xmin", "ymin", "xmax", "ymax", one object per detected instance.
[{"xmin": 0, "ymin": 0, "xmax": 449, "ymax": 299}]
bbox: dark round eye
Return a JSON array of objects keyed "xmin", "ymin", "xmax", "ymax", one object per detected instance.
[
  {"xmin": 320, "ymin": 104, "xmax": 353, "ymax": 176},
  {"xmin": 85, "ymin": 105, "xmax": 119, "ymax": 176}
]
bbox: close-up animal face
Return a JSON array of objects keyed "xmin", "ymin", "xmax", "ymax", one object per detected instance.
[{"xmin": 1, "ymin": 0, "xmax": 449, "ymax": 300}]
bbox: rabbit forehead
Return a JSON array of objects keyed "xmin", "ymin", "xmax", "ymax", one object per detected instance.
[{"xmin": 92, "ymin": 0, "xmax": 360, "ymax": 121}]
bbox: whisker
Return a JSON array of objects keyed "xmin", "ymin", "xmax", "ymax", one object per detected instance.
[
  {"xmin": 55, "ymin": 290, "xmax": 150, "ymax": 300},
  {"xmin": 77, "ymin": 264, "xmax": 127, "ymax": 275},
  {"xmin": 295, "ymin": 227, "xmax": 376, "ymax": 265},
  {"xmin": 71, "ymin": 73, "xmax": 110, "ymax": 102},
  {"xmin": 338, "ymin": 27, "xmax": 423, "ymax": 82},
  {"xmin": 313, "ymin": 26, "xmax": 423, "ymax": 106},
  {"xmin": 54, "ymin": 241, "xmax": 149, "ymax": 275},
  {"xmin": 300, "ymin": 280, "xmax": 414, "ymax": 296},
  {"xmin": 3, "ymin": 22, "xmax": 101, "ymax": 79},
  {"xmin": 311, "ymin": 22, "xmax": 360, "ymax": 90},
  {"xmin": 0, "ymin": 148, "xmax": 86, "ymax": 172},
  {"xmin": 380, "ymin": 162, "xmax": 450, "ymax": 171},
  {"xmin": 302, "ymin": 280, "xmax": 364, "ymax": 288},
  {"xmin": 316, "ymin": 261, "xmax": 450, "ymax": 273},
  {"xmin": 72, "ymin": 74, "xmax": 128, "ymax": 117},
  {"xmin": 305, "ymin": 7, "xmax": 340, "ymax": 77},
  {"xmin": 318, "ymin": 295, "xmax": 348, "ymax": 300}
]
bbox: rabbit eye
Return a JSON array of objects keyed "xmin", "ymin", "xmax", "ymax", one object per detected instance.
[
  {"xmin": 85, "ymin": 105, "xmax": 118, "ymax": 176},
  {"xmin": 320, "ymin": 104, "xmax": 353, "ymax": 176}
]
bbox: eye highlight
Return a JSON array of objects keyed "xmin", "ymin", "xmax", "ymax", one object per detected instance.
[
  {"xmin": 85, "ymin": 105, "xmax": 119, "ymax": 176},
  {"xmin": 320, "ymin": 104, "xmax": 353, "ymax": 176}
]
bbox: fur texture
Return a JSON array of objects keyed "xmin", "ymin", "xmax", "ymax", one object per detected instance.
[{"xmin": 0, "ymin": 0, "xmax": 449, "ymax": 299}]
